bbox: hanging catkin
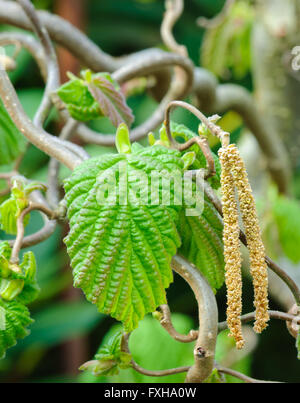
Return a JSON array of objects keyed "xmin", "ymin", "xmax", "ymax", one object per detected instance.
[
  {"xmin": 226, "ymin": 144, "xmax": 269, "ymax": 333},
  {"xmin": 218, "ymin": 147, "xmax": 244, "ymax": 349}
]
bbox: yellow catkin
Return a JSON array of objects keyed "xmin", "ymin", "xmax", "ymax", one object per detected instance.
[
  {"xmin": 218, "ymin": 147, "xmax": 245, "ymax": 349},
  {"xmin": 226, "ymin": 144, "xmax": 269, "ymax": 333}
]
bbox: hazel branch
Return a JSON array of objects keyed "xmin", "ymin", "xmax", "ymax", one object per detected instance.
[
  {"xmin": 16, "ymin": 0, "xmax": 60, "ymax": 128},
  {"xmin": 216, "ymin": 365, "xmax": 282, "ymax": 384},
  {"xmin": 0, "ymin": 68, "xmax": 82, "ymax": 170},
  {"xmin": 161, "ymin": 0, "xmax": 187, "ymax": 57}
]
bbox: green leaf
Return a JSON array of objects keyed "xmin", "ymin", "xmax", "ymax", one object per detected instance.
[
  {"xmin": 0, "ymin": 179, "xmax": 45, "ymax": 235},
  {"xmin": 64, "ymin": 145, "xmax": 183, "ymax": 332},
  {"xmin": 178, "ymin": 198, "xmax": 225, "ymax": 289},
  {"xmin": 0, "ymin": 99, "xmax": 26, "ymax": 166},
  {"xmin": 18, "ymin": 252, "xmax": 40, "ymax": 305},
  {"xmin": 80, "ymin": 330, "xmax": 132, "ymax": 376},
  {"xmin": 0, "ymin": 299, "xmax": 33, "ymax": 359},
  {"xmin": 0, "ymin": 179, "xmax": 29, "ymax": 235},
  {"xmin": 0, "ymin": 241, "xmax": 12, "ymax": 279},
  {"xmin": 159, "ymin": 122, "xmax": 221, "ymax": 189},
  {"xmin": 272, "ymin": 195, "xmax": 300, "ymax": 263},
  {"xmin": 57, "ymin": 78, "xmax": 100, "ymax": 122}
]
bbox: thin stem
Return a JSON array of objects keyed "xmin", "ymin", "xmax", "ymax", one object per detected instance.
[
  {"xmin": 197, "ymin": 0, "xmax": 235, "ymax": 29},
  {"xmin": 10, "ymin": 202, "xmax": 56, "ymax": 264},
  {"xmin": 16, "ymin": 0, "xmax": 60, "ymax": 128},
  {"xmin": 121, "ymin": 333, "xmax": 190, "ymax": 377},
  {"xmin": 159, "ymin": 304, "xmax": 198, "ymax": 342},
  {"xmin": 161, "ymin": 0, "xmax": 187, "ymax": 57},
  {"xmin": 218, "ymin": 310, "xmax": 300, "ymax": 332},
  {"xmin": 216, "ymin": 365, "xmax": 282, "ymax": 383},
  {"xmin": 8, "ymin": 219, "xmax": 56, "ymax": 250},
  {"xmin": 165, "ymin": 100, "xmax": 230, "ymax": 148}
]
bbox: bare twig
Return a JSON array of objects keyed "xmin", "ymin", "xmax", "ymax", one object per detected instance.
[
  {"xmin": 10, "ymin": 201, "xmax": 56, "ymax": 264},
  {"xmin": 0, "ymin": 68, "xmax": 81, "ymax": 170},
  {"xmin": 159, "ymin": 304, "xmax": 198, "ymax": 343},
  {"xmin": 161, "ymin": 0, "xmax": 187, "ymax": 57},
  {"xmin": 216, "ymin": 365, "xmax": 282, "ymax": 383},
  {"xmin": 8, "ymin": 219, "xmax": 56, "ymax": 250},
  {"xmin": 218, "ymin": 310, "xmax": 300, "ymax": 332},
  {"xmin": 165, "ymin": 100, "xmax": 230, "ymax": 147},
  {"xmin": 16, "ymin": 0, "xmax": 60, "ymax": 128},
  {"xmin": 121, "ymin": 333, "xmax": 190, "ymax": 377},
  {"xmin": 197, "ymin": 0, "xmax": 235, "ymax": 29}
]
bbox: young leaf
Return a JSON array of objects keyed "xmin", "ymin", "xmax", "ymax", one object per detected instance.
[
  {"xmin": 116, "ymin": 123, "xmax": 131, "ymax": 154},
  {"xmin": 0, "ymin": 299, "xmax": 33, "ymax": 359},
  {"xmin": 57, "ymin": 70, "xmax": 134, "ymax": 127},
  {"xmin": 178, "ymin": 198, "xmax": 225, "ymax": 289},
  {"xmin": 64, "ymin": 145, "xmax": 183, "ymax": 332},
  {"xmin": 88, "ymin": 72, "xmax": 134, "ymax": 128},
  {"xmin": 56, "ymin": 78, "xmax": 101, "ymax": 122},
  {"xmin": 80, "ymin": 330, "xmax": 131, "ymax": 376},
  {"xmin": 0, "ymin": 179, "xmax": 45, "ymax": 235},
  {"xmin": 0, "ymin": 99, "xmax": 26, "ymax": 166},
  {"xmin": 18, "ymin": 251, "xmax": 40, "ymax": 305},
  {"xmin": 0, "ymin": 244, "xmax": 39, "ymax": 304}
]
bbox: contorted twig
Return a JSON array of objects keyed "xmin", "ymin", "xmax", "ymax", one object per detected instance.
[
  {"xmin": 164, "ymin": 100, "xmax": 229, "ymax": 178},
  {"xmin": 16, "ymin": 0, "xmax": 60, "ymax": 128},
  {"xmin": 161, "ymin": 0, "xmax": 187, "ymax": 57},
  {"xmin": 10, "ymin": 202, "xmax": 56, "ymax": 264},
  {"xmin": 159, "ymin": 304, "xmax": 198, "ymax": 343},
  {"xmin": 0, "ymin": 68, "xmax": 82, "ymax": 170},
  {"xmin": 121, "ymin": 333, "xmax": 190, "ymax": 377},
  {"xmin": 197, "ymin": 0, "xmax": 235, "ymax": 29}
]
